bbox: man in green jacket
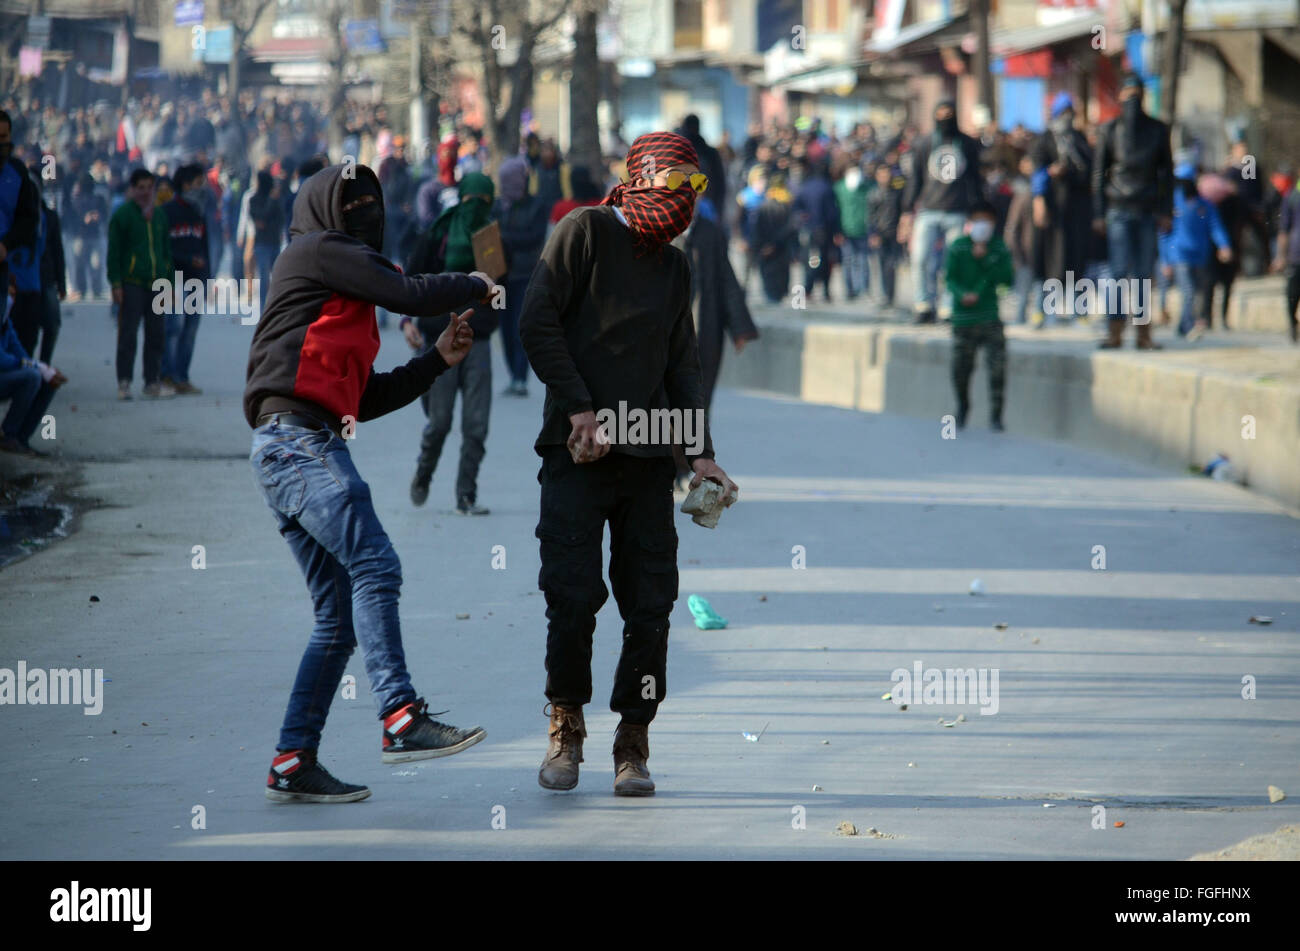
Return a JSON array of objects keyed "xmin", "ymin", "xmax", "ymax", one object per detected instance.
[
  {"xmin": 832, "ymin": 160, "xmax": 871, "ymax": 300},
  {"xmin": 944, "ymin": 200, "xmax": 1013, "ymax": 431},
  {"xmin": 108, "ymin": 168, "xmax": 174, "ymax": 399}
]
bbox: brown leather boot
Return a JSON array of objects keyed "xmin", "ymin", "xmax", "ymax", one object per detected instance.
[
  {"xmin": 612, "ymin": 722, "xmax": 655, "ymax": 797},
  {"xmin": 538, "ymin": 703, "xmax": 585, "ymax": 790},
  {"xmin": 1099, "ymin": 318, "xmax": 1124, "ymax": 349},
  {"xmin": 1134, "ymin": 320, "xmax": 1163, "ymax": 350}
]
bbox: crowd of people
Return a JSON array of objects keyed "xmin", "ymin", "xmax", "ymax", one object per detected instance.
[
  {"xmin": 4, "ymin": 78, "xmax": 1300, "ymax": 458},
  {"xmin": 6, "ymin": 76, "xmax": 1299, "ymax": 801},
  {"xmin": 719, "ymin": 79, "xmax": 1296, "ymax": 346}
]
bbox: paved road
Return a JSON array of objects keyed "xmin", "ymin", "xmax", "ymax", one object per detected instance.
[{"xmin": 1, "ymin": 300, "xmax": 1297, "ymax": 859}]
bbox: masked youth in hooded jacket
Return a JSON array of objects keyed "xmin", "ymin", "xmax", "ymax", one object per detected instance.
[
  {"xmin": 244, "ymin": 163, "xmax": 495, "ymax": 804},
  {"xmin": 518, "ymin": 132, "xmax": 739, "ymax": 798}
]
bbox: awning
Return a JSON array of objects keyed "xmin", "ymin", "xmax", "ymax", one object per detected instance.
[
  {"xmin": 251, "ymin": 37, "xmax": 331, "ymax": 64},
  {"xmin": 990, "ymin": 12, "xmax": 1101, "ymax": 56},
  {"xmin": 271, "ymin": 63, "xmax": 334, "ymax": 85},
  {"xmin": 866, "ymin": 17, "xmax": 955, "ymax": 55},
  {"xmin": 0, "ymin": 0, "xmax": 130, "ymax": 16},
  {"xmin": 774, "ymin": 66, "xmax": 860, "ymax": 93}
]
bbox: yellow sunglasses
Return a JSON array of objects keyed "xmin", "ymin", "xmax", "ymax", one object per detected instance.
[{"xmin": 664, "ymin": 170, "xmax": 710, "ymax": 194}]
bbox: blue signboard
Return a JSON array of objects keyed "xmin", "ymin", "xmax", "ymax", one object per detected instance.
[
  {"xmin": 344, "ymin": 19, "xmax": 386, "ymax": 54},
  {"xmin": 191, "ymin": 25, "xmax": 232, "ymax": 65},
  {"xmin": 175, "ymin": 0, "xmax": 204, "ymax": 28}
]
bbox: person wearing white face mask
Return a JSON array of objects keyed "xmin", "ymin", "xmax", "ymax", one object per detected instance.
[
  {"xmin": 833, "ymin": 158, "xmax": 872, "ymax": 301},
  {"xmin": 944, "ymin": 200, "xmax": 1014, "ymax": 431}
]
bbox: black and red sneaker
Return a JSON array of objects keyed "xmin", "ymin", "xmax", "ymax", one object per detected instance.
[
  {"xmin": 265, "ymin": 749, "xmax": 371, "ymax": 803},
  {"xmin": 381, "ymin": 699, "xmax": 486, "ymax": 764}
]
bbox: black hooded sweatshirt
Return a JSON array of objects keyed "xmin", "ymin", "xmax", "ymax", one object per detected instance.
[{"xmin": 243, "ymin": 164, "xmax": 487, "ymax": 428}]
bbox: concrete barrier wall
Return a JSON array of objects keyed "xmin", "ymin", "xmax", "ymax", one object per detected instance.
[
  {"xmin": 719, "ymin": 317, "xmax": 1300, "ymax": 510},
  {"xmin": 1227, "ymin": 275, "xmax": 1293, "ymax": 334}
]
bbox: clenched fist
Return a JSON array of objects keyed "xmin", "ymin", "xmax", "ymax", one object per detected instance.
[{"xmin": 435, "ymin": 309, "xmax": 475, "ymax": 366}]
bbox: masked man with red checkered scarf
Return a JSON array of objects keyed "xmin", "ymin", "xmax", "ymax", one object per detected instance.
[{"xmin": 520, "ymin": 132, "xmax": 739, "ymax": 796}]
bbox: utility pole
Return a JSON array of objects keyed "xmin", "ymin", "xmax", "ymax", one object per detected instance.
[
  {"xmin": 121, "ymin": 0, "xmax": 136, "ymax": 107},
  {"xmin": 972, "ymin": 0, "xmax": 995, "ymax": 127},
  {"xmin": 410, "ymin": 15, "xmax": 425, "ymax": 149},
  {"xmin": 1162, "ymin": 0, "xmax": 1188, "ymax": 126}
]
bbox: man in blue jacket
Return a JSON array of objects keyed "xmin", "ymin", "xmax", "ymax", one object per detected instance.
[
  {"xmin": 6, "ymin": 166, "xmax": 48, "ymax": 360},
  {"xmin": 0, "ymin": 110, "xmax": 41, "ymax": 311}
]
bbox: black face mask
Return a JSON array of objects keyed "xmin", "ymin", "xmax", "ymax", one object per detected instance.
[
  {"xmin": 1121, "ymin": 95, "xmax": 1143, "ymax": 121},
  {"xmin": 935, "ymin": 115, "xmax": 957, "ymax": 137},
  {"xmin": 345, "ymin": 203, "xmax": 383, "ymax": 252},
  {"xmin": 342, "ymin": 184, "xmax": 384, "ymax": 252}
]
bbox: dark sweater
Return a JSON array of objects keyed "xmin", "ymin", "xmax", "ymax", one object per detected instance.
[
  {"xmin": 163, "ymin": 195, "xmax": 209, "ymax": 281},
  {"xmin": 903, "ymin": 131, "xmax": 985, "ymax": 214},
  {"xmin": 40, "ymin": 202, "xmax": 66, "ymax": 296},
  {"xmin": 518, "ymin": 204, "xmax": 714, "ymax": 461}
]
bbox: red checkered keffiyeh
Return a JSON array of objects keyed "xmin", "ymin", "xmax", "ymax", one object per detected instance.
[{"xmin": 601, "ymin": 132, "xmax": 700, "ymax": 255}]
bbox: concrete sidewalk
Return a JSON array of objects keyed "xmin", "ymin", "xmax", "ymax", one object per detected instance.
[
  {"xmin": 0, "ymin": 300, "xmax": 1297, "ymax": 860},
  {"xmin": 723, "ymin": 291, "xmax": 1300, "ymax": 510}
]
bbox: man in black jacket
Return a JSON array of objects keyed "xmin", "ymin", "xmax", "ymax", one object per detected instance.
[
  {"xmin": 244, "ymin": 163, "xmax": 495, "ymax": 804},
  {"xmin": 1031, "ymin": 93, "xmax": 1093, "ymax": 323},
  {"xmin": 899, "ymin": 100, "xmax": 985, "ymax": 323},
  {"xmin": 161, "ymin": 164, "xmax": 209, "ymax": 394},
  {"xmin": 1091, "ymin": 73, "xmax": 1173, "ymax": 349},
  {"xmin": 679, "ymin": 114, "xmax": 728, "ymax": 229},
  {"xmin": 671, "ymin": 204, "xmax": 758, "ymax": 414},
  {"xmin": 867, "ymin": 161, "xmax": 905, "ymax": 306},
  {"xmin": 35, "ymin": 180, "xmax": 65, "ymax": 364},
  {"xmin": 520, "ymin": 131, "xmax": 738, "ymax": 797}
]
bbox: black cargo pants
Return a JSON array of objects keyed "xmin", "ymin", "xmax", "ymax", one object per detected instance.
[{"xmin": 536, "ymin": 446, "xmax": 678, "ymax": 726}]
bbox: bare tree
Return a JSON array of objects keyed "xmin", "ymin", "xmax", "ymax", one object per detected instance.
[
  {"xmin": 318, "ymin": 0, "xmax": 354, "ymax": 159},
  {"xmin": 568, "ymin": 0, "xmax": 603, "ymax": 175},
  {"xmin": 458, "ymin": 0, "xmax": 572, "ymax": 160},
  {"xmin": 971, "ymin": 0, "xmax": 995, "ymax": 125},
  {"xmin": 1161, "ymin": 0, "xmax": 1188, "ymax": 126},
  {"xmin": 417, "ymin": 4, "xmax": 460, "ymax": 147},
  {"xmin": 221, "ymin": 0, "xmax": 276, "ymax": 98}
]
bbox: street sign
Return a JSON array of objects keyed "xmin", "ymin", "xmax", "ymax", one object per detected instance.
[
  {"xmin": 175, "ymin": 1, "xmax": 205, "ymax": 28},
  {"xmin": 344, "ymin": 19, "xmax": 387, "ymax": 54},
  {"xmin": 26, "ymin": 15, "xmax": 51, "ymax": 50}
]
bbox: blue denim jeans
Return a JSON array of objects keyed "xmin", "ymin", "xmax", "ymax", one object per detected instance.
[
  {"xmin": 910, "ymin": 210, "xmax": 966, "ymax": 311},
  {"xmin": 867, "ymin": 242, "xmax": 898, "ymax": 305},
  {"xmin": 1014, "ymin": 263, "xmax": 1043, "ymax": 324},
  {"xmin": 1106, "ymin": 208, "xmax": 1158, "ymax": 323},
  {"xmin": 250, "ymin": 421, "xmax": 417, "ymax": 751},
  {"xmin": 254, "ymin": 242, "xmax": 278, "ymax": 314},
  {"xmin": 498, "ymin": 276, "xmax": 532, "ymax": 386},
  {"xmin": 71, "ymin": 234, "xmax": 106, "ymax": 298},
  {"xmin": 842, "ymin": 235, "xmax": 870, "ymax": 298},
  {"xmin": 162, "ymin": 312, "xmax": 201, "ymax": 383},
  {"xmin": 0, "ymin": 365, "xmax": 56, "ymax": 444},
  {"xmin": 1174, "ymin": 262, "xmax": 1209, "ymax": 335}
]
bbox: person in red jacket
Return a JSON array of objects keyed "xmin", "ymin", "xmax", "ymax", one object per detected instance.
[{"xmin": 244, "ymin": 163, "xmax": 496, "ymax": 803}]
